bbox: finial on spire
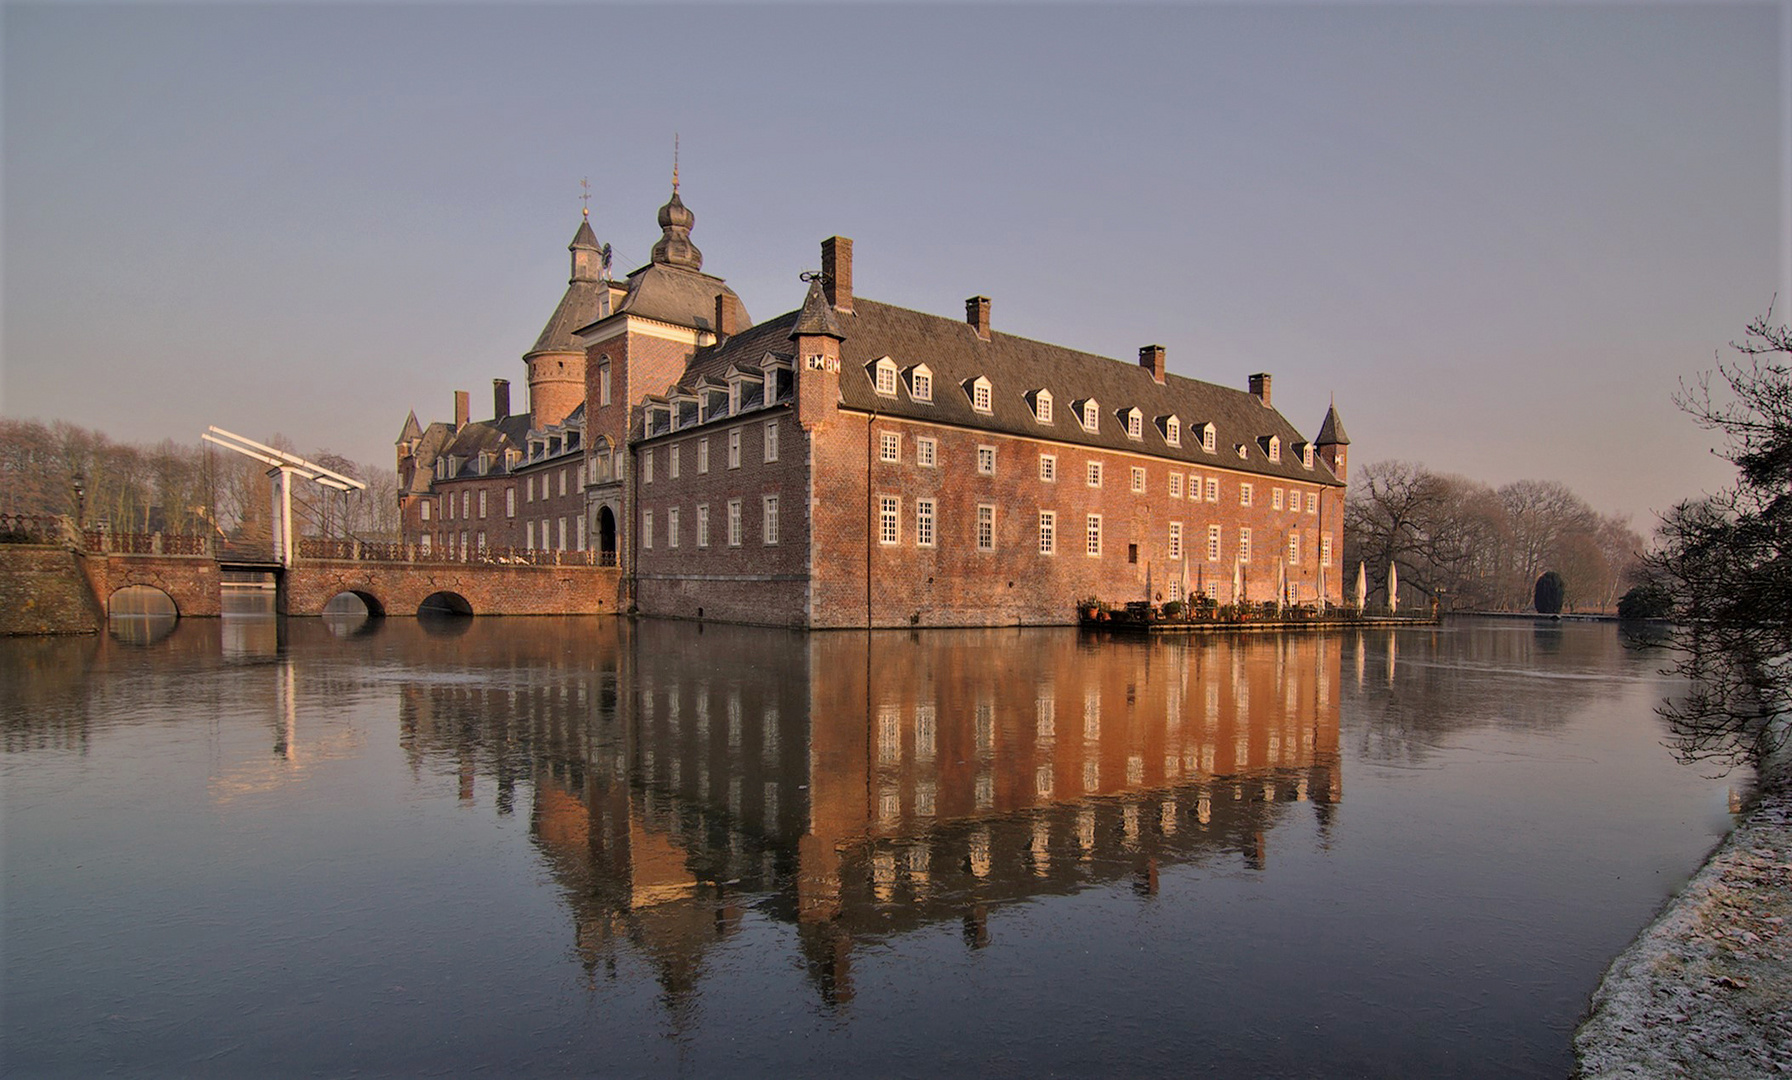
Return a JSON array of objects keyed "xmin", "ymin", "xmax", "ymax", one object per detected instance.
[
  {"xmin": 580, "ymin": 177, "xmax": 590, "ymax": 219},
  {"xmin": 672, "ymin": 133, "xmax": 680, "ymax": 193}
]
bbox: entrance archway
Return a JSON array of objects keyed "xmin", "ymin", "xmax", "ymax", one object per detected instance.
[
  {"xmin": 108, "ymin": 584, "xmax": 178, "ymax": 645},
  {"xmin": 597, "ymin": 506, "xmax": 617, "ymax": 566}
]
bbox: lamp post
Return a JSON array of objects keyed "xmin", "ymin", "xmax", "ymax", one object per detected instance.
[{"xmin": 72, "ymin": 473, "xmax": 86, "ymax": 531}]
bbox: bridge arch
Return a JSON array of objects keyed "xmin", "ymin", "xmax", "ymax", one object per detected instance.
[
  {"xmin": 324, "ymin": 590, "xmax": 387, "ymax": 618},
  {"xmin": 418, "ymin": 590, "xmax": 474, "ymax": 617},
  {"xmin": 109, "ymin": 583, "xmax": 179, "ymax": 618}
]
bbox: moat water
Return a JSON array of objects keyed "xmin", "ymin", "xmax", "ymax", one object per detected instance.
[{"xmin": 1, "ymin": 610, "xmax": 1737, "ymax": 1077}]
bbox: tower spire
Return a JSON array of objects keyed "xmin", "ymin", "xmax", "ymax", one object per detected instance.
[{"xmin": 672, "ymin": 133, "xmax": 680, "ymax": 194}]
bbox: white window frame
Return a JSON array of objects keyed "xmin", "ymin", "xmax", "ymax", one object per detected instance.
[
  {"xmin": 874, "ymin": 357, "xmax": 898, "ymax": 397},
  {"xmin": 764, "ymin": 420, "xmax": 778, "ymax": 463},
  {"xmin": 1272, "ymin": 487, "xmax": 1284, "ymax": 511},
  {"xmin": 1165, "ymin": 416, "xmax": 1181, "ymax": 447},
  {"xmin": 763, "ymin": 495, "xmax": 779, "ymax": 545},
  {"xmin": 916, "ymin": 498, "xmax": 936, "ymax": 548},
  {"xmin": 1130, "ymin": 466, "xmax": 1145, "ymax": 493},
  {"xmin": 727, "ymin": 428, "xmax": 742, "ymax": 469},
  {"xmin": 1038, "ymin": 510, "xmax": 1056, "ymax": 555},
  {"xmin": 1205, "ymin": 476, "xmax": 1219, "ymax": 502},
  {"xmin": 879, "ymin": 496, "xmax": 900, "ymax": 545},
  {"xmin": 880, "ymin": 431, "xmax": 900, "ymax": 463},
  {"xmin": 1207, "ymin": 524, "xmax": 1221, "ymax": 562},
  {"xmin": 643, "ymin": 510, "xmax": 654, "ymax": 550},
  {"xmin": 1201, "ymin": 424, "xmax": 1216, "ymax": 454},
  {"xmin": 1125, "ymin": 408, "xmax": 1143, "ymax": 440},
  {"xmin": 1034, "ymin": 390, "xmax": 1053, "ymax": 424},
  {"xmin": 977, "ymin": 445, "xmax": 995, "ymax": 476},
  {"xmin": 505, "ymin": 488, "xmax": 515, "ymax": 518},
  {"xmin": 1039, "ymin": 453, "xmax": 1057, "ymax": 482},
  {"xmin": 1268, "ymin": 436, "xmax": 1281, "ymax": 462},
  {"xmin": 1086, "ymin": 514, "xmax": 1102, "ymax": 557},
  {"xmin": 599, "ymin": 360, "xmax": 612, "ymax": 407},
  {"xmin": 1169, "ymin": 522, "xmax": 1183, "ymax": 561},
  {"xmin": 1240, "ymin": 483, "xmax": 1253, "ymax": 508},
  {"xmin": 1322, "ymin": 532, "xmax": 1333, "ymax": 567},
  {"xmin": 727, "ymin": 498, "xmax": 743, "ymax": 547},
  {"xmin": 1288, "ymin": 531, "xmax": 1300, "ymax": 566},
  {"xmin": 643, "ymin": 448, "xmax": 654, "ymax": 484},
  {"xmin": 1239, "ymin": 527, "xmax": 1252, "ymax": 564},
  {"xmin": 971, "ymin": 376, "xmax": 993, "ymax": 414},
  {"xmin": 977, "ymin": 504, "xmax": 995, "ymax": 552},
  {"xmin": 421, "ymin": 500, "xmax": 432, "ymax": 521},
  {"xmin": 1169, "ymin": 473, "xmax": 1183, "ymax": 499},
  {"xmin": 1308, "ymin": 491, "xmax": 1319, "ymax": 514},
  {"xmin": 669, "ymin": 444, "xmax": 681, "ymax": 479},
  {"xmin": 1087, "ymin": 460, "xmax": 1102, "ymax": 488},
  {"xmin": 1082, "ymin": 400, "xmax": 1100, "ymax": 432},
  {"xmin": 697, "ymin": 504, "xmax": 710, "ymax": 548},
  {"xmin": 916, "ymin": 437, "xmax": 938, "ymax": 468},
  {"xmin": 910, "ymin": 364, "xmax": 933, "ymax": 403},
  {"xmin": 698, "ymin": 438, "xmax": 710, "ymax": 474}
]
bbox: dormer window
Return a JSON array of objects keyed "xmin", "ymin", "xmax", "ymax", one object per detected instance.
[
  {"xmin": 1268, "ymin": 436, "xmax": 1281, "ymax": 462},
  {"xmin": 1236, "ymin": 443, "xmax": 1249, "ymax": 460},
  {"xmin": 970, "ymin": 376, "xmax": 993, "ymax": 414},
  {"xmin": 1199, "ymin": 423, "xmax": 1217, "ymax": 454},
  {"xmin": 1079, "ymin": 399, "xmax": 1100, "ymax": 433},
  {"xmin": 1032, "ymin": 389, "xmax": 1054, "ymax": 424},
  {"xmin": 910, "ymin": 364, "xmax": 933, "ymax": 403},
  {"xmin": 873, "ymin": 357, "xmax": 898, "ymax": 397},
  {"xmin": 1163, "ymin": 416, "xmax": 1181, "ymax": 447},
  {"xmin": 1124, "ymin": 408, "xmax": 1143, "ymax": 441},
  {"xmin": 1301, "ymin": 442, "xmax": 1314, "ymax": 468}
]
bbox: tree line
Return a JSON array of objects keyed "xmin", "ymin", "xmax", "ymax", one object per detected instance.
[
  {"xmin": 1343, "ymin": 461, "xmax": 1644, "ymax": 613},
  {"xmin": 0, "ymin": 419, "xmax": 398, "ymax": 542}
]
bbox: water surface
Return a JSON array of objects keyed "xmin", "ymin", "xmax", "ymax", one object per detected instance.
[{"xmin": 1, "ymin": 615, "xmax": 1735, "ymax": 1077}]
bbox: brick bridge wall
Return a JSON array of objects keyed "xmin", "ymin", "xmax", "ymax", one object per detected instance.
[
  {"xmin": 280, "ymin": 559, "xmax": 621, "ymax": 617},
  {"xmin": 80, "ymin": 551, "xmax": 224, "ymax": 618}
]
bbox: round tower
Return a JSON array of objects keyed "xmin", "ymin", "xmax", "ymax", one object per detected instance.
[{"xmin": 525, "ymin": 215, "xmax": 606, "ymax": 428}]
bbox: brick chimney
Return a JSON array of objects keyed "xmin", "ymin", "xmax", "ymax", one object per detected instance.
[
  {"xmin": 966, "ymin": 296, "xmax": 991, "ymax": 342},
  {"xmin": 822, "ymin": 236, "xmax": 853, "ymax": 312},
  {"xmin": 493, "ymin": 379, "xmax": 510, "ymax": 420},
  {"xmin": 714, "ymin": 291, "xmax": 746, "ymax": 338},
  {"xmin": 1140, "ymin": 345, "xmax": 1166, "ymax": 384},
  {"xmin": 1248, "ymin": 373, "xmax": 1272, "ymax": 408},
  {"xmin": 454, "ymin": 390, "xmax": 470, "ymax": 428}
]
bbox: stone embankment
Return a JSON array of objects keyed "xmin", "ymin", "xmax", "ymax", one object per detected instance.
[
  {"xmin": 1576, "ymin": 738, "xmax": 1792, "ymax": 1077},
  {"xmin": 0, "ymin": 544, "xmax": 102, "ymax": 635}
]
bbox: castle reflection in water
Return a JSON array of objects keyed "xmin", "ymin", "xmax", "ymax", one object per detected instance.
[{"xmin": 395, "ymin": 620, "xmax": 1341, "ymax": 1009}]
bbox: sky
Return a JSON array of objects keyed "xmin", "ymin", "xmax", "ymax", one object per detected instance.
[{"xmin": 3, "ymin": 2, "xmax": 1787, "ymax": 529}]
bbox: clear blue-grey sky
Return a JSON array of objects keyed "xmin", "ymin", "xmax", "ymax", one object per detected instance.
[{"xmin": 4, "ymin": 2, "xmax": 1786, "ymax": 528}]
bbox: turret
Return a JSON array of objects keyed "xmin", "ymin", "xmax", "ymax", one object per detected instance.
[{"xmin": 1316, "ymin": 402, "xmax": 1350, "ymax": 481}]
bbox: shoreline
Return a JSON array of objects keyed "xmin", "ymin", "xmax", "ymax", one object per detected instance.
[{"xmin": 1574, "ymin": 735, "xmax": 1792, "ymax": 1077}]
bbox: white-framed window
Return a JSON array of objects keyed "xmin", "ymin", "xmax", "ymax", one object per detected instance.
[
  {"xmin": 1169, "ymin": 522, "xmax": 1183, "ymax": 560},
  {"xmin": 577, "ymin": 515, "xmax": 585, "ymax": 551},
  {"xmin": 727, "ymin": 428, "xmax": 741, "ymax": 469},
  {"xmin": 557, "ymin": 517, "xmax": 567, "ymax": 551},
  {"xmin": 1040, "ymin": 454, "xmax": 1057, "ymax": 482},
  {"xmin": 1125, "ymin": 408, "xmax": 1143, "ymax": 440},
  {"xmin": 462, "ymin": 491, "xmax": 470, "ymax": 518},
  {"xmin": 1166, "ymin": 417, "xmax": 1181, "ymax": 447},
  {"xmin": 1034, "ymin": 390, "xmax": 1053, "ymax": 424},
  {"xmin": 916, "ymin": 499, "xmax": 936, "ymax": 547},
  {"xmin": 727, "ymin": 499, "xmax": 742, "ymax": 547},
  {"xmin": 764, "ymin": 420, "xmax": 779, "ymax": 463},
  {"xmin": 419, "ymin": 533, "xmax": 432, "ymax": 555},
  {"xmin": 880, "ymin": 431, "xmax": 900, "ymax": 463},
  {"xmin": 1240, "ymin": 483, "xmax": 1254, "ymax": 507},
  {"xmin": 1321, "ymin": 532, "xmax": 1333, "ymax": 567},
  {"xmin": 643, "ymin": 510, "xmax": 654, "ymax": 550},
  {"xmin": 599, "ymin": 360, "xmax": 612, "ymax": 407},
  {"xmin": 1207, "ymin": 524, "xmax": 1222, "ymax": 562},
  {"xmin": 917, "ymin": 437, "xmax": 937, "ymax": 468},
  {"xmin": 1302, "ymin": 444, "xmax": 1314, "ymax": 468},
  {"xmin": 977, "ymin": 445, "xmax": 995, "ymax": 475},
  {"xmin": 1308, "ymin": 491, "xmax": 1319, "ymax": 514},
  {"xmin": 525, "ymin": 520, "xmax": 534, "ymax": 550},
  {"xmin": 1169, "ymin": 473, "xmax": 1183, "ymax": 499},
  {"xmin": 977, "ymin": 504, "xmax": 995, "ymax": 552},
  {"xmin": 879, "ymin": 496, "xmax": 900, "ymax": 545},
  {"xmin": 1239, "ymin": 527, "xmax": 1252, "ymax": 563},
  {"xmin": 1205, "ymin": 476, "xmax": 1219, "ymax": 502},
  {"xmin": 476, "ymin": 529, "xmax": 487, "ymax": 552},
  {"xmin": 1087, "ymin": 461, "xmax": 1103, "ymax": 488},
  {"xmin": 559, "ymin": 469, "xmax": 567, "ymax": 497},
  {"xmin": 697, "ymin": 504, "xmax": 710, "ymax": 548},
  {"xmin": 1201, "ymin": 424, "xmax": 1216, "ymax": 453},
  {"xmin": 1082, "ymin": 400, "xmax": 1100, "ymax": 432},
  {"xmin": 1288, "ymin": 531, "xmax": 1300, "ymax": 565},
  {"xmin": 643, "ymin": 448, "xmax": 654, "ymax": 484},
  {"xmin": 1130, "ymin": 466, "xmax": 1146, "ymax": 493},
  {"xmin": 505, "ymin": 488, "xmax": 515, "ymax": 518},
  {"xmin": 874, "ymin": 357, "xmax": 898, "ymax": 397},
  {"xmin": 971, "ymin": 376, "xmax": 992, "ymax": 413},
  {"xmin": 1168, "ymin": 578, "xmax": 1182, "ymax": 602},
  {"xmin": 1268, "ymin": 436, "xmax": 1281, "ymax": 462},
  {"xmin": 910, "ymin": 364, "xmax": 933, "ymax": 403},
  {"xmin": 1272, "ymin": 487, "xmax": 1284, "ymax": 511},
  {"xmin": 1039, "ymin": 510, "xmax": 1057, "ymax": 555},
  {"xmin": 1086, "ymin": 514, "xmax": 1102, "ymax": 557},
  {"xmin": 763, "ymin": 495, "xmax": 779, "ymax": 545},
  {"xmin": 421, "ymin": 500, "xmax": 432, "ymax": 521},
  {"xmin": 698, "ymin": 438, "xmax": 710, "ymax": 473},
  {"xmin": 661, "ymin": 506, "xmax": 677, "ymax": 549},
  {"xmin": 669, "ymin": 444, "xmax": 681, "ymax": 479}
]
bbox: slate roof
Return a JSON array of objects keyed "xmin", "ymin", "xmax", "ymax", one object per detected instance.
[
  {"xmin": 528, "ymin": 277, "xmax": 606, "ymax": 356},
  {"xmin": 1317, "ymin": 403, "xmax": 1350, "ymax": 446},
  {"xmin": 577, "ymin": 262, "xmax": 748, "ymax": 335},
  {"xmin": 672, "ymin": 294, "xmax": 1343, "ymax": 488}
]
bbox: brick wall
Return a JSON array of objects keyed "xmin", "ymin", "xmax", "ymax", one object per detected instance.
[
  {"xmin": 79, "ymin": 552, "xmax": 223, "ymax": 618},
  {"xmin": 281, "ymin": 561, "xmax": 621, "ymax": 616},
  {"xmin": 807, "ymin": 412, "xmax": 1344, "ymax": 628},
  {"xmin": 633, "ymin": 406, "xmax": 808, "ymax": 625},
  {"xmin": 0, "ymin": 545, "xmax": 104, "ymax": 634}
]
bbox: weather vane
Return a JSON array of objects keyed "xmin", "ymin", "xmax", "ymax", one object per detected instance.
[
  {"xmin": 672, "ymin": 133, "xmax": 680, "ymax": 193},
  {"xmin": 580, "ymin": 177, "xmax": 591, "ymax": 218}
]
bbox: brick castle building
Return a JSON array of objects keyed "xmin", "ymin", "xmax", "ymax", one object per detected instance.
[{"xmin": 398, "ymin": 184, "xmax": 1350, "ymax": 627}]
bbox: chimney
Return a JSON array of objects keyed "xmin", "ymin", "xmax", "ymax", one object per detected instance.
[
  {"xmin": 493, "ymin": 379, "xmax": 510, "ymax": 420},
  {"xmin": 1140, "ymin": 345, "xmax": 1166, "ymax": 384},
  {"xmin": 821, "ymin": 236, "xmax": 853, "ymax": 312},
  {"xmin": 454, "ymin": 390, "xmax": 470, "ymax": 429},
  {"xmin": 715, "ymin": 291, "xmax": 746, "ymax": 338},
  {"xmin": 966, "ymin": 296, "xmax": 991, "ymax": 342},
  {"xmin": 1248, "ymin": 373, "xmax": 1272, "ymax": 408}
]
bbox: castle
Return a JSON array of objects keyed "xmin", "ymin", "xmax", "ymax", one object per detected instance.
[{"xmin": 397, "ymin": 184, "xmax": 1349, "ymax": 627}]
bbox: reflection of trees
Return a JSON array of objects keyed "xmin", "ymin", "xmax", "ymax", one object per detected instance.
[
  {"xmin": 1343, "ymin": 621, "xmax": 1631, "ymax": 766},
  {"xmin": 394, "ymin": 621, "xmax": 1342, "ymax": 1012}
]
